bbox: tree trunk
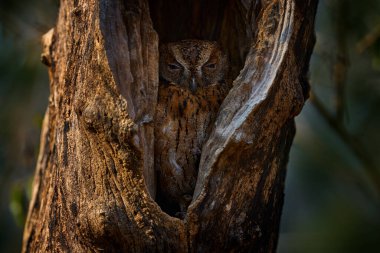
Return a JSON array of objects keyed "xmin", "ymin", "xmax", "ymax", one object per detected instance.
[{"xmin": 23, "ymin": 0, "xmax": 318, "ymax": 252}]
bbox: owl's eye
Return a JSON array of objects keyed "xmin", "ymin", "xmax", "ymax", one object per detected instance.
[
  {"xmin": 168, "ymin": 63, "xmax": 181, "ymax": 70},
  {"xmin": 205, "ymin": 63, "xmax": 216, "ymax": 69}
]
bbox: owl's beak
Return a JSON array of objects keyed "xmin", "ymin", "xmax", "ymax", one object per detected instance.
[{"xmin": 190, "ymin": 77, "xmax": 197, "ymax": 93}]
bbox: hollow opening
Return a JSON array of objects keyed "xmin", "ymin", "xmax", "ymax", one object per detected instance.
[
  {"xmin": 148, "ymin": 0, "xmax": 260, "ymax": 217},
  {"xmin": 149, "ymin": 0, "xmax": 260, "ymax": 79}
]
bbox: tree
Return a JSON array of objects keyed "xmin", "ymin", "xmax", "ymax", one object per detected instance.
[{"xmin": 22, "ymin": 0, "xmax": 318, "ymax": 252}]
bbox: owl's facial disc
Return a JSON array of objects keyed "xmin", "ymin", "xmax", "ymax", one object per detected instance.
[{"xmin": 160, "ymin": 40, "xmax": 228, "ymax": 93}]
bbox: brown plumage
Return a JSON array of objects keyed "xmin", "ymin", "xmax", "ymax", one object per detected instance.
[{"xmin": 154, "ymin": 40, "xmax": 230, "ymax": 217}]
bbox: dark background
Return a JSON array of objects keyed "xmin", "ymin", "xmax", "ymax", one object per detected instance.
[{"xmin": 0, "ymin": 0, "xmax": 379, "ymax": 252}]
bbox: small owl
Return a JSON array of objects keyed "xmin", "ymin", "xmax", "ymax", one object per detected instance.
[{"xmin": 154, "ymin": 40, "xmax": 230, "ymax": 217}]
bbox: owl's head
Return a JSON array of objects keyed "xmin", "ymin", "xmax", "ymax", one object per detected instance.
[{"xmin": 159, "ymin": 40, "xmax": 228, "ymax": 93}]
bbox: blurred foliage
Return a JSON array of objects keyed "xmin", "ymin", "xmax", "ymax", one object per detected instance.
[
  {"xmin": 9, "ymin": 181, "xmax": 30, "ymax": 227},
  {"xmin": 0, "ymin": 0, "xmax": 379, "ymax": 252},
  {"xmin": 0, "ymin": 0, "xmax": 58, "ymax": 252},
  {"xmin": 279, "ymin": 0, "xmax": 380, "ymax": 252}
]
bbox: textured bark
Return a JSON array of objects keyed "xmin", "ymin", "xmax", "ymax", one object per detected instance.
[{"xmin": 23, "ymin": 0, "xmax": 318, "ymax": 252}]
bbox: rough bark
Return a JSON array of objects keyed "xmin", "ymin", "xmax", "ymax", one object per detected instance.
[{"xmin": 23, "ymin": 0, "xmax": 318, "ymax": 252}]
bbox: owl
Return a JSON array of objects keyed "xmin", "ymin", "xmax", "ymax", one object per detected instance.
[{"xmin": 154, "ymin": 40, "xmax": 230, "ymax": 217}]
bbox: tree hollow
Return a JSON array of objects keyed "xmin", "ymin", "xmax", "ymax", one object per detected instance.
[{"xmin": 22, "ymin": 0, "xmax": 318, "ymax": 252}]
